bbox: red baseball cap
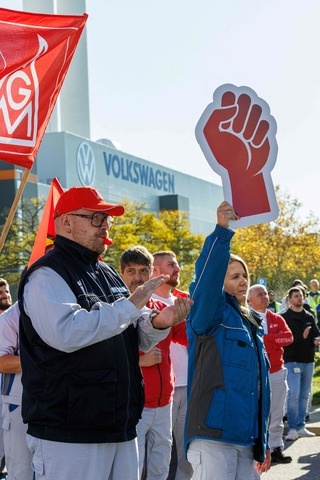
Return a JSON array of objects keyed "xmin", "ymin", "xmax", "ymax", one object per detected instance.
[{"xmin": 54, "ymin": 186, "xmax": 125, "ymax": 219}]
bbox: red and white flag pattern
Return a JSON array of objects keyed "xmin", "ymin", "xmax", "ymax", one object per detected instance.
[{"xmin": 0, "ymin": 7, "xmax": 87, "ymax": 169}]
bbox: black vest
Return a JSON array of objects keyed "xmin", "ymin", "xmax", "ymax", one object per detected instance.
[{"xmin": 19, "ymin": 235, "xmax": 144, "ymax": 443}]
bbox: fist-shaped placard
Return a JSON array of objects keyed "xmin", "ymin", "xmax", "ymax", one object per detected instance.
[{"xmin": 196, "ymin": 84, "xmax": 279, "ymax": 228}]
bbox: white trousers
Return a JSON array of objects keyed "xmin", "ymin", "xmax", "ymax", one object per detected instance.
[
  {"xmin": 2, "ymin": 403, "xmax": 33, "ymax": 480},
  {"xmin": 26, "ymin": 435, "xmax": 139, "ymax": 480},
  {"xmin": 137, "ymin": 403, "xmax": 172, "ymax": 479},
  {"xmin": 187, "ymin": 438, "xmax": 254, "ymax": 480},
  {"xmin": 171, "ymin": 386, "xmax": 193, "ymax": 480},
  {"xmin": 269, "ymin": 368, "xmax": 288, "ymax": 450}
]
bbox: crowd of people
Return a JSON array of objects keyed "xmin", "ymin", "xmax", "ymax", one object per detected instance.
[{"xmin": 0, "ymin": 188, "xmax": 319, "ymax": 480}]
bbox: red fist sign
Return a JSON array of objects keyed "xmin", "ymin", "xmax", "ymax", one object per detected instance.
[{"xmin": 196, "ymin": 84, "xmax": 279, "ymax": 227}]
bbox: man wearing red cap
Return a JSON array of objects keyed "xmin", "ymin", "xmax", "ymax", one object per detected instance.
[{"xmin": 18, "ymin": 186, "xmax": 192, "ymax": 480}]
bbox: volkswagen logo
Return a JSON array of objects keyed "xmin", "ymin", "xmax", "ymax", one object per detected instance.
[{"xmin": 76, "ymin": 142, "xmax": 96, "ymax": 186}]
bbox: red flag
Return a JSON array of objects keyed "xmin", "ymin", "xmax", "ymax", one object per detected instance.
[
  {"xmin": 0, "ymin": 8, "xmax": 88, "ymax": 169},
  {"xmin": 28, "ymin": 177, "xmax": 64, "ymax": 267}
]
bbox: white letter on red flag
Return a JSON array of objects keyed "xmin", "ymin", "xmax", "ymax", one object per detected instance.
[{"xmin": 0, "ymin": 7, "xmax": 88, "ymax": 168}]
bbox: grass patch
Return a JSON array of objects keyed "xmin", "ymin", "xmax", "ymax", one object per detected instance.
[{"xmin": 312, "ymin": 354, "xmax": 320, "ymax": 406}]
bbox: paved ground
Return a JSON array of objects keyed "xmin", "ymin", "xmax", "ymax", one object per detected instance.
[
  {"xmin": 261, "ymin": 437, "xmax": 320, "ymax": 480},
  {"xmin": 261, "ymin": 406, "xmax": 320, "ymax": 480}
]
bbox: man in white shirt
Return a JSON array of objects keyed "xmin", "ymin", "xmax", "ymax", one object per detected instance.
[
  {"xmin": 0, "ymin": 302, "xmax": 33, "ymax": 479},
  {"xmin": 152, "ymin": 251, "xmax": 193, "ymax": 480},
  {"xmin": 0, "ymin": 277, "xmax": 14, "ymax": 479}
]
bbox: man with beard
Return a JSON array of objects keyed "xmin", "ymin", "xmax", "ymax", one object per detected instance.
[
  {"xmin": 0, "ymin": 278, "xmax": 12, "ymax": 479},
  {"xmin": 18, "ymin": 186, "xmax": 192, "ymax": 480},
  {"xmin": 0, "ymin": 279, "xmax": 11, "ymax": 314},
  {"xmin": 282, "ymin": 287, "xmax": 320, "ymax": 441},
  {"xmin": 152, "ymin": 252, "xmax": 193, "ymax": 480}
]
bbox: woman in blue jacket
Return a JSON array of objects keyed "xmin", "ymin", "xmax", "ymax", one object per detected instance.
[{"xmin": 186, "ymin": 201, "xmax": 271, "ymax": 480}]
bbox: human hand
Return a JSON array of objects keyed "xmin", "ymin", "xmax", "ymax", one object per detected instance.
[
  {"xmin": 196, "ymin": 85, "xmax": 278, "ymax": 221},
  {"xmin": 128, "ymin": 274, "xmax": 170, "ymax": 310},
  {"xmin": 303, "ymin": 326, "xmax": 312, "ymax": 339},
  {"xmin": 152, "ymin": 296, "xmax": 193, "ymax": 329},
  {"xmin": 255, "ymin": 449, "xmax": 271, "ymax": 474},
  {"xmin": 217, "ymin": 201, "xmax": 239, "ymax": 228},
  {"xmin": 139, "ymin": 347, "xmax": 162, "ymax": 367}
]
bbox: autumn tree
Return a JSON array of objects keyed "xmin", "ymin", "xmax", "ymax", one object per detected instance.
[
  {"xmin": 4, "ymin": 188, "xmax": 318, "ymax": 300},
  {"xmin": 231, "ymin": 187, "xmax": 320, "ymax": 297},
  {"xmin": 0, "ymin": 198, "xmax": 203, "ymax": 294},
  {"xmin": 103, "ymin": 200, "xmax": 204, "ymax": 290},
  {"xmin": 0, "ymin": 197, "xmax": 45, "ymax": 296}
]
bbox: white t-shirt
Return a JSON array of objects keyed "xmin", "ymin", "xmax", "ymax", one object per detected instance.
[
  {"xmin": 152, "ymin": 292, "xmax": 188, "ymax": 386},
  {"xmin": 260, "ymin": 311, "xmax": 268, "ymax": 334},
  {"xmin": 0, "ymin": 302, "xmax": 23, "ymax": 405}
]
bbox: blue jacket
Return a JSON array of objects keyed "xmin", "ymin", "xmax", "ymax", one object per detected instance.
[{"xmin": 186, "ymin": 225, "xmax": 270, "ymax": 463}]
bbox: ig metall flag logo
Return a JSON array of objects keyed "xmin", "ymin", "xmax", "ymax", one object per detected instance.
[{"xmin": 0, "ymin": 8, "xmax": 87, "ymax": 169}]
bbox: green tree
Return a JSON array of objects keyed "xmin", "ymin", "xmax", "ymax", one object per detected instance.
[
  {"xmin": 4, "ymin": 188, "xmax": 318, "ymax": 299},
  {"xmin": 102, "ymin": 200, "xmax": 204, "ymax": 290},
  {"xmin": 232, "ymin": 187, "xmax": 320, "ymax": 297},
  {"xmin": 0, "ymin": 198, "xmax": 204, "ymax": 292},
  {"xmin": 0, "ymin": 197, "xmax": 45, "ymax": 294}
]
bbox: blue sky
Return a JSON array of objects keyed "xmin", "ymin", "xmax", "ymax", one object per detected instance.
[{"xmin": 2, "ymin": 0, "xmax": 320, "ymax": 218}]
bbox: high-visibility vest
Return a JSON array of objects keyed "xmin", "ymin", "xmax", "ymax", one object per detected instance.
[
  {"xmin": 268, "ymin": 301, "xmax": 281, "ymax": 313},
  {"xmin": 307, "ymin": 292, "xmax": 320, "ymax": 310}
]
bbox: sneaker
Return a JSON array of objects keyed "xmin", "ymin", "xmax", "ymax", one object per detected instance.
[
  {"xmin": 271, "ymin": 447, "xmax": 292, "ymax": 463},
  {"xmin": 297, "ymin": 427, "xmax": 315, "ymax": 437},
  {"xmin": 285, "ymin": 429, "xmax": 299, "ymax": 441}
]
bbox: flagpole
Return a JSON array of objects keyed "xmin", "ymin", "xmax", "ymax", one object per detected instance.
[{"xmin": 0, "ymin": 168, "xmax": 31, "ymax": 252}]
